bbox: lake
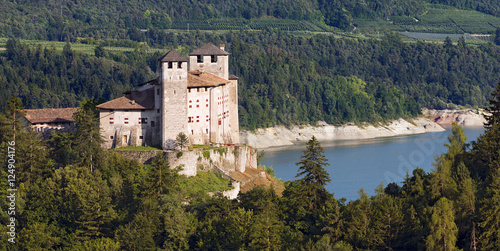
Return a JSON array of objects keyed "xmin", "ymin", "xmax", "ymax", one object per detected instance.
[{"xmin": 260, "ymin": 126, "xmax": 485, "ymax": 201}]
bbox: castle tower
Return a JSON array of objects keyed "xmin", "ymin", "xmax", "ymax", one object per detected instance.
[
  {"xmin": 189, "ymin": 43, "xmax": 229, "ymax": 80},
  {"xmin": 159, "ymin": 50, "xmax": 189, "ymax": 150}
]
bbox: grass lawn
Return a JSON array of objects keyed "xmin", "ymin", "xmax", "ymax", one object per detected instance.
[{"xmin": 179, "ymin": 171, "xmax": 233, "ymax": 196}]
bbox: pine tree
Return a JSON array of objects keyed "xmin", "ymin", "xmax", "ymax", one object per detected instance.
[
  {"xmin": 73, "ymin": 99, "xmax": 104, "ymax": 172},
  {"xmin": 478, "ymin": 168, "xmax": 500, "ymax": 249},
  {"xmin": 142, "ymin": 153, "xmax": 180, "ymax": 197},
  {"xmin": 426, "ymin": 197, "xmax": 459, "ymax": 251},
  {"xmin": 484, "ymin": 82, "xmax": 500, "ymax": 130},
  {"xmin": 295, "ymin": 136, "xmax": 331, "ymax": 211}
]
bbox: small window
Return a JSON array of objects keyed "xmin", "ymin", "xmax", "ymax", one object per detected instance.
[
  {"xmin": 139, "ymin": 136, "xmax": 143, "ymax": 139},
  {"xmin": 142, "ymin": 118, "xmax": 148, "ymax": 124},
  {"xmin": 109, "ymin": 118, "xmax": 114, "ymax": 124},
  {"xmin": 168, "ymin": 62, "xmax": 172, "ymax": 69},
  {"xmin": 196, "ymin": 116, "xmax": 199, "ymax": 118},
  {"xmin": 157, "ymin": 89, "xmax": 159, "ymax": 95},
  {"xmin": 110, "ymin": 135, "xmax": 114, "ymax": 140},
  {"xmin": 157, "ymin": 109, "xmax": 160, "ymax": 113},
  {"xmin": 206, "ymin": 104, "xmax": 208, "ymax": 107},
  {"xmin": 189, "ymin": 105, "xmax": 192, "ymax": 108},
  {"xmin": 197, "ymin": 88, "xmax": 200, "ymax": 92},
  {"xmin": 188, "ymin": 117, "xmax": 192, "ymax": 123},
  {"xmin": 218, "ymin": 120, "xmax": 221, "ymax": 125},
  {"xmin": 197, "ymin": 55, "xmax": 202, "ymax": 63},
  {"xmin": 189, "ymin": 100, "xmax": 192, "ymax": 103},
  {"xmin": 196, "ymin": 105, "xmax": 199, "ymax": 108},
  {"xmin": 174, "ymin": 90, "xmax": 176, "ymax": 94},
  {"xmin": 191, "ymin": 130, "xmax": 194, "ymax": 135},
  {"xmin": 178, "ymin": 62, "xmax": 182, "ymax": 69},
  {"xmin": 205, "ymin": 88, "xmax": 208, "ymax": 92},
  {"xmin": 151, "ymin": 121, "xmax": 155, "ymax": 127},
  {"xmin": 196, "ymin": 120, "xmax": 199, "ymax": 122},
  {"xmin": 124, "ymin": 118, "xmax": 129, "ymax": 124},
  {"xmin": 206, "ymin": 129, "xmax": 208, "ymax": 133},
  {"xmin": 211, "ymin": 55, "xmax": 217, "ymax": 63},
  {"xmin": 138, "ymin": 118, "xmax": 141, "ymax": 124}
]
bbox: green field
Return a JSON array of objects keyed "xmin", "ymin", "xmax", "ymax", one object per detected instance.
[
  {"xmin": 357, "ymin": 6, "xmax": 500, "ymax": 35},
  {"xmin": 179, "ymin": 171, "xmax": 233, "ymax": 196}
]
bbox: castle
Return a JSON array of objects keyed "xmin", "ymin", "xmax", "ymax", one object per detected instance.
[{"xmin": 96, "ymin": 43, "xmax": 240, "ymax": 150}]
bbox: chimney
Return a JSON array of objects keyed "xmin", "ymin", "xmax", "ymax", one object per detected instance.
[
  {"xmin": 199, "ymin": 64, "xmax": 204, "ymax": 73},
  {"xmin": 220, "ymin": 44, "xmax": 225, "ymax": 51},
  {"xmin": 131, "ymin": 100, "xmax": 136, "ymax": 105}
]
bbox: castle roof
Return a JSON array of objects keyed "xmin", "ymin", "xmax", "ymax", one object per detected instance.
[
  {"xmin": 97, "ymin": 88, "xmax": 155, "ymax": 110},
  {"xmin": 188, "ymin": 70, "xmax": 230, "ymax": 87},
  {"xmin": 159, "ymin": 50, "xmax": 188, "ymax": 62},
  {"xmin": 189, "ymin": 43, "xmax": 229, "ymax": 56},
  {"xmin": 24, "ymin": 107, "xmax": 79, "ymax": 124}
]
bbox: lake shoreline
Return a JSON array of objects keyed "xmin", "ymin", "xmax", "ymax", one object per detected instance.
[{"xmin": 240, "ymin": 109, "xmax": 486, "ymax": 149}]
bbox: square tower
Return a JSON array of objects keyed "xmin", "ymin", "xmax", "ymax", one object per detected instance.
[
  {"xmin": 189, "ymin": 43, "xmax": 230, "ymax": 80},
  {"xmin": 159, "ymin": 50, "xmax": 189, "ymax": 150}
]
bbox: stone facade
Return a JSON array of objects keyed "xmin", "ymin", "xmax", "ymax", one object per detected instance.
[{"xmin": 97, "ymin": 43, "xmax": 239, "ymax": 150}]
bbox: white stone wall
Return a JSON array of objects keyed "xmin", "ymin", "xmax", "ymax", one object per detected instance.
[
  {"xmin": 189, "ymin": 55, "xmax": 229, "ymax": 80},
  {"xmin": 100, "ymin": 109, "xmax": 161, "ymax": 148},
  {"xmin": 161, "ymin": 61, "xmax": 188, "ymax": 150},
  {"xmin": 187, "ymin": 87, "xmax": 211, "ymax": 145}
]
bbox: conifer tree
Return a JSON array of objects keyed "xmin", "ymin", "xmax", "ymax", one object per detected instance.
[
  {"xmin": 142, "ymin": 153, "xmax": 181, "ymax": 197},
  {"xmin": 426, "ymin": 197, "xmax": 459, "ymax": 251},
  {"xmin": 74, "ymin": 99, "xmax": 104, "ymax": 172},
  {"xmin": 478, "ymin": 168, "xmax": 500, "ymax": 249},
  {"xmin": 295, "ymin": 136, "xmax": 331, "ymax": 211}
]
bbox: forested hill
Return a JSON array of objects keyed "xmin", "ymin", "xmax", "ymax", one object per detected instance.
[
  {"xmin": 1, "ymin": 0, "xmax": 498, "ymax": 40},
  {"xmin": 2, "ymin": 30, "xmax": 500, "ymax": 129}
]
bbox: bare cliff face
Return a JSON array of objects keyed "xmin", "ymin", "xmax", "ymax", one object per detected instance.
[
  {"xmin": 422, "ymin": 108, "xmax": 487, "ymax": 127},
  {"xmin": 240, "ymin": 117, "xmax": 445, "ymax": 149}
]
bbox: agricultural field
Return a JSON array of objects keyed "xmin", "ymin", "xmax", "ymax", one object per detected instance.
[
  {"xmin": 0, "ymin": 37, "xmax": 165, "ymax": 55},
  {"xmin": 171, "ymin": 18, "xmax": 325, "ymax": 32},
  {"xmin": 356, "ymin": 6, "xmax": 500, "ymax": 36}
]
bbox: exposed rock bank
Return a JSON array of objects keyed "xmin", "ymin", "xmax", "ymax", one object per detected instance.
[
  {"xmin": 240, "ymin": 117, "xmax": 444, "ymax": 149},
  {"xmin": 422, "ymin": 108, "xmax": 487, "ymax": 127}
]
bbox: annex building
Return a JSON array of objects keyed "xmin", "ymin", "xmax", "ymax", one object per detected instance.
[{"xmin": 96, "ymin": 43, "xmax": 240, "ymax": 150}]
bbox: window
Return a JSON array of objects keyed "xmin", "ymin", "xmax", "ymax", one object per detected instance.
[
  {"xmin": 197, "ymin": 55, "xmax": 202, "ymax": 63},
  {"xmin": 138, "ymin": 118, "xmax": 141, "ymax": 124},
  {"xmin": 206, "ymin": 104, "xmax": 208, "ymax": 107},
  {"xmin": 196, "ymin": 120, "xmax": 199, "ymax": 122},
  {"xmin": 168, "ymin": 62, "xmax": 172, "ymax": 69},
  {"xmin": 188, "ymin": 117, "xmax": 192, "ymax": 123},
  {"xmin": 139, "ymin": 136, "xmax": 143, "ymax": 139},
  {"xmin": 196, "ymin": 105, "xmax": 199, "ymax": 108},
  {"xmin": 178, "ymin": 62, "xmax": 182, "ymax": 68},
  {"xmin": 110, "ymin": 136, "xmax": 114, "ymax": 140},
  {"xmin": 157, "ymin": 109, "xmax": 160, "ymax": 113},
  {"xmin": 157, "ymin": 89, "xmax": 159, "ymax": 95},
  {"xmin": 109, "ymin": 118, "xmax": 114, "ymax": 124},
  {"xmin": 218, "ymin": 120, "xmax": 221, "ymax": 125},
  {"xmin": 151, "ymin": 121, "xmax": 155, "ymax": 127},
  {"xmin": 189, "ymin": 105, "xmax": 192, "ymax": 108},
  {"xmin": 124, "ymin": 118, "xmax": 129, "ymax": 124},
  {"xmin": 142, "ymin": 118, "xmax": 148, "ymax": 124},
  {"xmin": 206, "ymin": 129, "xmax": 208, "ymax": 133},
  {"xmin": 211, "ymin": 55, "xmax": 217, "ymax": 63}
]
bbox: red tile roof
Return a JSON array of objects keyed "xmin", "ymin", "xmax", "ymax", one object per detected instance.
[
  {"xmin": 188, "ymin": 71, "xmax": 229, "ymax": 87},
  {"xmin": 24, "ymin": 107, "xmax": 79, "ymax": 124},
  {"xmin": 97, "ymin": 88, "xmax": 155, "ymax": 110}
]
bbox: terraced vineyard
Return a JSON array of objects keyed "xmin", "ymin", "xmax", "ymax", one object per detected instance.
[
  {"xmin": 171, "ymin": 18, "xmax": 324, "ymax": 32},
  {"xmin": 358, "ymin": 6, "xmax": 500, "ymax": 35}
]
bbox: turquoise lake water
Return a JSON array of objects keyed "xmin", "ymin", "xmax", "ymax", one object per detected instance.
[{"xmin": 261, "ymin": 126, "xmax": 485, "ymax": 201}]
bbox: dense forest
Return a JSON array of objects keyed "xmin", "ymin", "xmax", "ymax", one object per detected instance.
[
  {"xmin": 1, "ymin": 29, "xmax": 500, "ymax": 129},
  {"xmin": 2, "ymin": 0, "xmax": 499, "ymax": 40},
  {"xmin": 2, "ymin": 86, "xmax": 500, "ymax": 249}
]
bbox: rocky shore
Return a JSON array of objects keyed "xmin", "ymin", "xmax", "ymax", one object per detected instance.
[
  {"xmin": 240, "ymin": 117, "xmax": 445, "ymax": 149},
  {"xmin": 422, "ymin": 108, "xmax": 487, "ymax": 127}
]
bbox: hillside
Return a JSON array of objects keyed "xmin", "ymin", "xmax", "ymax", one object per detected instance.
[
  {"xmin": 1, "ymin": 29, "xmax": 500, "ymax": 129},
  {"xmin": 1, "ymin": 0, "xmax": 500, "ymax": 42}
]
